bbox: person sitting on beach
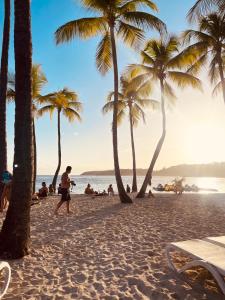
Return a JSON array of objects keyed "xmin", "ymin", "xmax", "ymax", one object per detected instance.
[
  {"xmin": 85, "ymin": 183, "xmax": 94, "ymax": 195},
  {"xmin": 108, "ymin": 184, "xmax": 114, "ymax": 196},
  {"xmin": 49, "ymin": 184, "xmax": 54, "ymax": 195},
  {"xmin": 126, "ymin": 184, "xmax": 131, "ymax": 193},
  {"xmin": 38, "ymin": 182, "xmax": 48, "ymax": 198}
]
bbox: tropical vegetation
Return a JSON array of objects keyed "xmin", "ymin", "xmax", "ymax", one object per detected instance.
[
  {"xmin": 102, "ymin": 73, "xmax": 158, "ymax": 192},
  {"xmin": 128, "ymin": 36, "xmax": 202, "ymax": 198},
  {"xmin": 182, "ymin": 13, "xmax": 225, "ymax": 104},
  {"xmin": 54, "ymin": 0, "xmax": 166, "ymax": 203},
  {"xmin": 7, "ymin": 64, "xmax": 48, "ymax": 193},
  {"xmin": 38, "ymin": 88, "xmax": 82, "ymax": 191},
  {"xmin": 0, "ymin": 0, "xmax": 225, "ymax": 258},
  {"xmin": 188, "ymin": 0, "xmax": 225, "ymax": 21}
]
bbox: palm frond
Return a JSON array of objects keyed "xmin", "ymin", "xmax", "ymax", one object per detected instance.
[
  {"xmin": 32, "ymin": 64, "xmax": 48, "ymax": 102},
  {"xmin": 120, "ymin": 0, "xmax": 158, "ymax": 13},
  {"xmin": 209, "ymin": 55, "xmax": 220, "ymax": 84},
  {"xmin": 136, "ymin": 79, "xmax": 152, "ymax": 97},
  {"xmin": 102, "ymin": 100, "xmax": 126, "ymax": 114},
  {"xmin": 55, "ymin": 17, "xmax": 107, "ymax": 44},
  {"xmin": 38, "ymin": 105, "xmax": 55, "ymax": 119},
  {"xmin": 168, "ymin": 71, "xmax": 202, "ymax": 90},
  {"xmin": 96, "ymin": 31, "xmax": 112, "ymax": 75},
  {"xmin": 67, "ymin": 101, "xmax": 83, "ymax": 112},
  {"xmin": 212, "ymin": 80, "xmax": 223, "ymax": 96},
  {"xmin": 117, "ymin": 21, "xmax": 144, "ymax": 49},
  {"xmin": 187, "ymin": 0, "xmax": 216, "ymax": 23},
  {"xmin": 62, "ymin": 108, "xmax": 82, "ymax": 122},
  {"xmin": 122, "ymin": 11, "xmax": 166, "ymax": 34},
  {"xmin": 163, "ymin": 82, "xmax": 177, "ymax": 102},
  {"xmin": 117, "ymin": 109, "xmax": 126, "ymax": 125},
  {"xmin": 131, "ymin": 103, "xmax": 146, "ymax": 125},
  {"xmin": 135, "ymin": 98, "xmax": 159, "ymax": 109}
]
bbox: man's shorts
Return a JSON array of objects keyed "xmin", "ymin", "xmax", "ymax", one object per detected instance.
[{"xmin": 61, "ymin": 188, "xmax": 71, "ymax": 202}]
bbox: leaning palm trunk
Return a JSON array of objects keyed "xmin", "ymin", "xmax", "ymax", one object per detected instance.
[
  {"xmin": 0, "ymin": 0, "xmax": 33, "ymax": 258},
  {"xmin": 52, "ymin": 109, "xmax": 61, "ymax": 191},
  {"xmin": 32, "ymin": 118, "xmax": 37, "ymax": 194},
  {"xmin": 137, "ymin": 78, "xmax": 166, "ymax": 198},
  {"xmin": 217, "ymin": 54, "xmax": 225, "ymax": 104},
  {"xmin": 129, "ymin": 105, "xmax": 137, "ymax": 193},
  {"xmin": 0, "ymin": 0, "xmax": 10, "ymax": 175},
  {"xmin": 109, "ymin": 25, "xmax": 132, "ymax": 203}
]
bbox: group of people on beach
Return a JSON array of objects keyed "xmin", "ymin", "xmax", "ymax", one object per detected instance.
[
  {"xmin": 0, "ymin": 165, "xmax": 133, "ymax": 215},
  {"xmin": 84, "ymin": 183, "xmax": 115, "ymax": 196}
]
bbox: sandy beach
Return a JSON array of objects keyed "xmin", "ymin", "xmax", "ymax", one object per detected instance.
[{"xmin": 1, "ymin": 193, "xmax": 225, "ymax": 299}]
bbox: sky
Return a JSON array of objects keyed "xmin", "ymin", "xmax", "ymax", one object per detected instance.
[{"xmin": 1, "ymin": 0, "xmax": 225, "ymax": 175}]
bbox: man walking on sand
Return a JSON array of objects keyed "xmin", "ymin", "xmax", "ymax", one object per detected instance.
[{"xmin": 54, "ymin": 166, "xmax": 73, "ymax": 215}]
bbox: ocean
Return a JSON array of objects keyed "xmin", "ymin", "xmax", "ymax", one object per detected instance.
[{"xmin": 35, "ymin": 175, "xmax": 225, "ymax": 194}]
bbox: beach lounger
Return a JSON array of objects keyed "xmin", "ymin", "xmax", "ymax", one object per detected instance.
[
  {"xmin": 166, "ymin": 239, "xmax": 225, "ymax": 294},
  {"xmin": 204, "ymin": 236, "xmax": 225, "ymax": 248},
  {"xmin": 0, "ymin": 261, "xmax": 11, "ymax": 299}
]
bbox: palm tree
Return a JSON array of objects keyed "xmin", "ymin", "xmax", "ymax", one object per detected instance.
[
  {"xmin": 0, "ymin": 0, "xmax": 11, "ymax": 176},
  {"xmin": 102, "ymin": 73, "xmax": 158, "ymax": 192},
  {"xmin": 38, "ymin": 88, "xmax": 82, "ymax": 191},
  {"xmin": 8, "ymin": 65, "xmax": 48, "ymax": 193},
  {"xmin": 0, "ymin": 0, "xmax": 33, "ymax": 258},
  {"xmin": 188, "ymin": 0, "xmax": 225, "ymax": 22},
  {"xmin": 182, "ymin": 14, "xmax": 225, "ymax": 103},
  {"xmin": 129, "ymin": 36, "xmax": 202, "ymax": 198},
  {"xmin": 55, "ymin": 0, "xmax": 166, "ymax": 203}
]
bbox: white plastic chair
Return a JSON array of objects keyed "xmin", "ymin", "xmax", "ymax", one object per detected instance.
[
  {"xmin": 166, "ymin": 238, "xmax": 225, "ymax": 295},
  {"xmin": 0, "ymin": 261, "xmax": 11, "ymax": 299}
]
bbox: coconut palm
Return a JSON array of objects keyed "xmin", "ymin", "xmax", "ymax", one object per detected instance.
[
  {"xmin": 0, "ymin": 0, "xmax": 33, "ymax": 258},
  {"xmin": 102, "ymin": 73, "xmax": 158, "ymax": 192},
  {"xmin": 182, "ymin": 14, "xmax": 225, "ymax": 103},
  {"xmin": 0, "ymin": 0, "xmax": 11, "ymax": 176},
  {"xmin": 7, "ymin": 65, "xmax": 48, "ymax": 193},
  {"xmin": 129, "ymin": 36, "xmax": 202, "ymax": 198},
  {"xmin": 55, "ymin": 0, "xmax": 166, "ymax": 203},
  {"xmin": 188, "ymin": 0, "xmax": 225, "ymax": 22},
  {"xmin": 38, "ymin": 88, "xmax": 82, "ymax": 191}
]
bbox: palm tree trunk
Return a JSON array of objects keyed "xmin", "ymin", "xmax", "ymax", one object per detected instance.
[
  {"xmin": 217, "ymin": 55, "xmax": 225, "ymax": 104},
  {"xmin": 129, "ymin": 105, "xmax": 137, "ymax": 192},
  {"xmin": 137, "ymin": 78, "xmax": 166, "ymax": 198},
  {"xmin": 0, "ymin": 0, "xmax": 33, "ymax": 258},
  {"xmin": 33, "ymin": 118, "xmax": 37, "ymax": 194},
  {"xmin": 0, "ymin": 0, "xmax": 10, "ymax": 176},
  {"xmin": 52, "ymin": 109, "xmax": 61, "ymax": 191},
  {"xmin": 109, "ymin": 24, "xmax": 132, "ymax": 203}
]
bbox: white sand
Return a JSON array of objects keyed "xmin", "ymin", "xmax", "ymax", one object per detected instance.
[{"xmin": 1, "ymin": 193, "xmax": 225, "ymax": 299}]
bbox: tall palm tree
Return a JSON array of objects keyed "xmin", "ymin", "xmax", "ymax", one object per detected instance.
[
  {"xmin": 55, "ymin": 0, "xmax": 166, "ymax": 203},
  {"xmin": 38, "ymin": 88, "xmax": 82, "ymax": 191},
  {"xmin": 102, "ymin": 73, "xmax": 158, "ymax": 192},
  {"xmin": 8, "ymin": 65, "xmax": 48, "ymax": 193},
  {"xmin": 0, "ymin": 0, "xmax": 33, "ymax": 258},
  {"xmin": 188, "ymin": 0, "xmax": 225, "ymax": 22},
  {"xmin": 129, "ymin": 36, "xmax": 202, "ymax": 198},
  {"xmin": 0, "ymin": 0, "xmax": 11, "ymax": 176},
  {"xmin": 183, "ymin": 14, "xmax": 225, "ymax": 103}
]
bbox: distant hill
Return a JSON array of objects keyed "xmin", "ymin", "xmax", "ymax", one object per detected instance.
[{"xmin": 81, "ymin": 162, "xmax": 225, "ymax": 178}]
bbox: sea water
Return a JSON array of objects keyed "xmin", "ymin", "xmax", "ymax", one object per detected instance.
[{"xmin": 35, "ymin": 175, "xmax": 225, "ymax": 194}]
